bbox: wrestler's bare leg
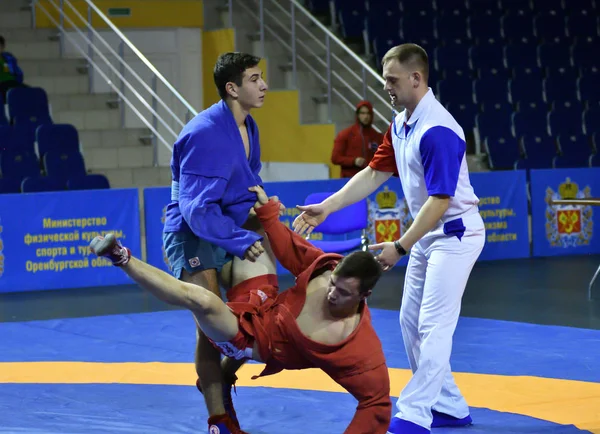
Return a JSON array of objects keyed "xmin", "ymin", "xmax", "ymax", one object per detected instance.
[
  {"xmin": 182, "ymin": 267, "xmax": 228, "ymax": 417},
  {"xmin": 90, "ymin": 235, "xmax": 241, "ymax": 342},
  {"xmin": 219, "ymin": 216, "xmax": 278, "ymax": 379}
]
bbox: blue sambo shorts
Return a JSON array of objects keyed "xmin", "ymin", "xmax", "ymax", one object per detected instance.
[{"xmin": 163, "ymin": 231, "xmax": 234, "ymax": 279}]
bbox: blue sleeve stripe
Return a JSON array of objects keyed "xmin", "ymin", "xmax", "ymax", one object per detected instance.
[{"xmin": 419, "ymin": 126, "xmax": 465, "ymax": 197}]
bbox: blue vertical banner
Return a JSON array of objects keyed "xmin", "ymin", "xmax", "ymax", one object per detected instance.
[
  {"xmin": 530, "ymin": 168, "xmax": 600, "ymax": 257},
  {"xmin": 470, "ymin": 170, "xmax": 530, "ymax": 260},
  {"xmin": 0, "ymin": 189, "xmax": 141, "ymax": 293},
  {"xmin": 143, "ymin": 187, "xmax": 172, "ymax": 273}
]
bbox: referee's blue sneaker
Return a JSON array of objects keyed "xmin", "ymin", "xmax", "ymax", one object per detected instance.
[
  {"xmin": 432, "ymin": 410, "xmax": 473, "ymax": 427},
  {"xmin": 387, "ymin": 417, "xmax": 430, "ymax": 433}
]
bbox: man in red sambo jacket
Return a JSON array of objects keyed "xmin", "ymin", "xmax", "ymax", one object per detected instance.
[{"xmin": 89, "ymin": 186, "xmax": 392, "ymax": 434}]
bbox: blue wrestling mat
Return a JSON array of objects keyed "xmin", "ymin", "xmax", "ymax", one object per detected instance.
[{"xmin": 0, "ymin": 308, "xmax": 598, "ymax": 433}]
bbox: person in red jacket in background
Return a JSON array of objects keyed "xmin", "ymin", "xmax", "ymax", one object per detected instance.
[{"xmin": 331, "ymin": 100, "xmax": 385, "ymax": 178}]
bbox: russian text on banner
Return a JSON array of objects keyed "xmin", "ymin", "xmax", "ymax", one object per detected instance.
[
  {"xmin": 471, "ymin": 170, "xmax": 530, "ymax": 260},
  {"xmin": 0, "ymin": 189, "xmax": 141, "ymax": 293},
  {"xmin": 530, "ymin": 167, "xmax": 600, "ymax": 257}
]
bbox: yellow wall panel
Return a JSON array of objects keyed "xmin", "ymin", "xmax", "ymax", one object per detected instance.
[
  {"xmin": 201, "ymin": 28, "xmax": 235, "ymax": 108},
  {"xmin": 201, "ymin": 30, "xmax": 336, "ymax": 175},
  {"xmin": 251, "ymin": 91, "xmax": 337, "ymax": 177},
  {"xmin": 35, "ymin": 0, "xmax": 203, "ymax": 29}
]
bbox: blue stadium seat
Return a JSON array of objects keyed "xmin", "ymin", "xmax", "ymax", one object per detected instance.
[
  {"xmin": 0, "ymin": 125, "xmax": 35, "ymax": 154},
  {"xmin": 504, "ymin": 43, "xmax": 538, "ymax": 69},
  {"xmin": 400, "ymin": 1, "xmax": 434, "ymax": 16},
  {"xmin": 435, "ymin": 14, "xmax": 469, "ymax": 43},
  {"xmin": 67, "ymin": 174, "xmax": 110, "ymax": 190},
  {"xmin": 547, "ymin": 101, "xmax": 585, "ymax": 136},
  {"xmin": 306, "ymin": 0, "xmax": 331, "ymax": 15},
  {"xmin": 538, "ymin": 42, "xmax": 571, "ymax": 69},
  {"xmin": 578, "ymin": 75, "xmax": 600, "ymax": 105},
  {"xmin": 543, "ymin": 77, "xmax": 578, "ymax": 104},
  {"xmin": 484, "ymin": 135, "xmax": 522, "ymax": 170},
  {"xmin": 498, "ymin": 0, "xmax": 533, "ymax": 13},
  {"xmin": 476, "ymin": 110, "xmax": 514, "ymax": 144},
  {"xmin": 434, "ymin": 45, "xmax": 470, "ymax": 75},
  {"xmin": 0, "ymin": 177, "xmax": 21, "ymax": 194},
  {"xmin": 303, "ymin": 191, "xmax": 368, "ymax": 254},
  {"xmin": 511, "ymin": 66, "xmax": 543, "ymax": 80},
  {"xmin": 572, "ymin": 39, "xmax": 600, "ymax": 71},
  {"xmin": 534, "ymin": 11, "xmax": 566, "ymax": 42},
  {"xmin": 566, "ymin": 10, "xmax": 599, "ymax": 40},
  {"xmin": 501, "ymin": 11, "xmax": 535, "ymax": 43},
  {"xmin": 446, "ymin": 101, "xmax": 478, "ymax": 134},
  {"xmin": 338, "ymin": 1, "xmax": 366, "ymax": 40},
  {"xmin": 43, "ymin": 150, "xmax": 87, "ymax": 184},
  {"xmin": 437, "ymin": 78, "xmax": 474, "ymax": 105},
  {"xmin": 441, "ymin": 68, "xmax": 473, "ymax": 80},
  {"xmin": 0, "ymin": 99, "xmax": 7, "ymax": 126},
  {"xmin": 6, "ymin": 87, "xmax": 51, "ymax": 124},
  {"xmin": 477, "ymin": 67, "xmax": 511, "ymax": 79},
  {"xmin": 468, "ymin": 15, "xmax": 502, "ymax": 44},
  {"xmin": 366, "ymin": 5, "xmax": 400, "ymax": 43},
  {"xmin": 521, "ymin": 135, "xmax": 557, "ymax": 169},
  {"xmin": 468, "ymin": 0, "xmax": 501, "ymax": 16},
  {"xmin": 436, "ymin": 0, "xmax": 468, "ymax": 16},
  {"xmin": 21, "ymin": 176, "xmax": 66, "ymax": 193},
  {"xmin": 35, "ymin": 124, "xmax": 81, "ymax": 160},
  {"xmin": 373, "ymin": 37, "xmax": 397, "ymax": 66},
  {"xmin": 473, "ymin": 77, "xmax": 510, "ymax": 105},
  {"xmin": 0, "ymin": 126, "xmax": 11, "ymax": 153},
  {"xmin": 509, "ymin": 77, "xmax": 544, "ymax": 105},
  {"xmin": 470, "ymin": 44, "xmax": 505, "ymax": 71},
  {"xmin": 0, "ymin": 150, "xmax": 40, "ymax": 182},
  {"xmin": 545, "ymin": 66, "xmax": 578, "ymax": 80},
  {"xmin": 530, "ymin": 0, "xmax": 564, "ymax": 11},
  {"xmin": 512, "ymin": 101, "xmax": 549, "ymax": 137},
  {"xmin": 554, "ymin": 134, "xmax": 593, "ymax": 168},
  {"xmin": 583, "ymin": 106, "xmax": 600, "ymax": 136},
  {"xmin": 401, "ymin": 15, "xmax": 435, "ymax": 47}
]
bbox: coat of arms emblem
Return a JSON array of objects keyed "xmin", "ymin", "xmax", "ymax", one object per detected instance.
[{"xmin": 545, "ymin": 177, "xmax": 594, "ymax": 247}]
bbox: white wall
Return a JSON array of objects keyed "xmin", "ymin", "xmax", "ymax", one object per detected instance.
[
  {"xmin": 62, "ymin": 27, "xmax": 203, "ymax": 166},
  {"xmin": 259, "ymin": 162, "xmax": 330, "ymax": 182}
]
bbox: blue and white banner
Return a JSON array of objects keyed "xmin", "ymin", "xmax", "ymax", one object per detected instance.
[
  {"xmin": 530, "ymin": 168, "xmax": 600, "ymax": 257},
  {"xmin": 142, "ymin": 171, "xmax": 531, "ymax": 275},
  {"xmin": 0, "ymin": 188, "xmax": 141, "ymax": 293},
  {"xmin": 471, "ymin": 170, "xmax": 530, "ymax": 261}
]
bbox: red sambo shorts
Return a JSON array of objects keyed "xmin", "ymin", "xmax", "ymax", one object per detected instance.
[{"xmin": 207, "ymin": 274, "xmax": 279, "ymax": 360}]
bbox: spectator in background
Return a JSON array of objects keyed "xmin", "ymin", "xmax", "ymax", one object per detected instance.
[
  {"xmin": 331, "ymin": 100, "xmax": 384, "ymax": 178},
  {"xmin": 0, "ymin": 35, "xmax": 25, "ymax": 102}
]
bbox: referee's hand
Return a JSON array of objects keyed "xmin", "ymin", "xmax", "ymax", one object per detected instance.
[{"xmin": 368, "ymin": 242, "xmax": 401, "ymax": 271}]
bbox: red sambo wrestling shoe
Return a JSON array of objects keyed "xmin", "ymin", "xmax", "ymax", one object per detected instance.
[
  {"xmin": 207, "ymin": 413, "xmax": 248, "ymax": 434},
  {"xmin": 89, "ymin": 233, "xmax": 131, "ymax": 266},
  {"xmin": 197, "ymin": 375, "xmax": 244, "ymax": 432}
]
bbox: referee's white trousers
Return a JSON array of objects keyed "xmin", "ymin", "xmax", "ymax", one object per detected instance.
[{"xmin": 394, "ymin": 212, "xmax": 485, "ymax": 430}]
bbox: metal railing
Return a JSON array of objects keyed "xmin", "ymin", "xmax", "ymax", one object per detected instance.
[
  {"xmin": 226, "ymin": 0, "xmax": 393, "ymax": 132},
  {"xmin": 30, "ymin": 0, "xmax": 198, "ymax": 164}
]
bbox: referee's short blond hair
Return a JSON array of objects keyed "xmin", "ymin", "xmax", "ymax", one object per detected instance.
[{"xmin": 382, "ymin": 43, "xmax": 429, "ymax": 83}]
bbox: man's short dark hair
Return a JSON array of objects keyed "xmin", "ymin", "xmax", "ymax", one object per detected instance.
[
  {"xmin": 334, "ymin": 250, "xmax": 383, "ymax": 295},
  {"xmin": 0, "ymin": 36, "xmax": 5, "ymax": 47},
  {"xmin": 213, "ymin": 52, "xmax": 261, "ymax": 100}
]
